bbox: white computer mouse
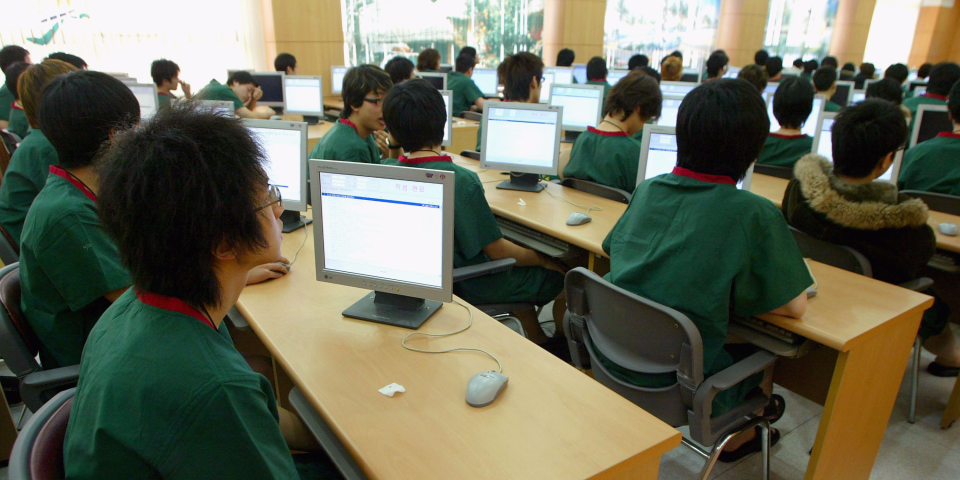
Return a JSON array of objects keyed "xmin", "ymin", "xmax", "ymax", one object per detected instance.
[
  {"xmin": 465, "ymin": 371, "xmax": 508, "ymax": 407},
  {"xmin": 566, "ymin": 212, "xmax": 592, "ymax": 226},
  {"xmin": 939, "ymin": 222, "xmax": 959, "ymax": 236}
]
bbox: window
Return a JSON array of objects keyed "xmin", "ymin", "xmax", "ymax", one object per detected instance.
[
  {"xmin": 603, "ymin": 0, "xmax": 722, "ymax": 69},
  {"xmin": 763, "ymin": 0, "xmax": 839, "ymax": 65}
]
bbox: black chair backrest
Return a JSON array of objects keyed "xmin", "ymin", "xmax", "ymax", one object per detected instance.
[
  {"xmin": 0, "ymin": 264, "xmax": 42, "ymax": 377},
  {"xmin": 753, "ymin": 164, "xmax": 794, "ymax": 180},
  {"xmin": 561, "ymin": 178, "xmax": 632, "ymax": 204},
  {"xmin": 901, "ymin": 190, "xmax": 960, "ymax": 216},
  {"xmin": 789, "ymin": 227, "xmax": 872, "ymax": 277}
]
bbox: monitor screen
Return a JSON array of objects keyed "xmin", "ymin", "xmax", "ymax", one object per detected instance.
[
  {"xmin": 639, "ymin": 128, "xmax": 753, "ymax": 189},
  {"xmin": 480, "ymin": 104, "xmax": 561, "ymax": 175},
  {"xmin": 472, "ymin": 68, "xmax": 498, "ymax": 96},
  {"xmin": 723, "ymin": 67, "xmax": 741, "ymax": 79},
  {"xmin": 606, "ymin": 69, "xmax": 629, "ymax": 86},
  {"xmin": 831, "ymin": 82, "xmax": 853, "ymax": 106},
  {"xmin": 283, "ymin": 76, "xmax": 323, "ymax": 115},
  {"xmin": 914, "ymin": 108, "xmax": 952, "ymax": 146},
  {"xmin": 550, "ymin": 85, "xmax": 602, "ymax": 131},
  {"xmin": 764, "ymin": 83, "xmax": 779, "ymax": 95},
  {"xmin": 539, "ymin": 71, "xmax": 556, "ymax": 103},
  {"xmin": 251, "ymin": 72, "xmax": 284, "ymax": 106},
  {"xmin": 418, "ymin": 73, "xmax": 445, "ymax": 90},
  {"xmin": 545, "ymin": 67, "xmax": 574, "ymax": 86},
  {"xmin": 440, "ymin": 90, "xmax": 452, "ymax": 146},
  {"xmin": 852, "ymin": 91, "xmax": 865, "ymax": 103},
  {"xmin": 128, "ymin": 84, "xmax": 158, "ymax": 119},
  {"xmin": 439, "ymin": 65, "xmax": 453, "ymax": 73},
  {"xmin": 331, "ymin": 66, "xmax": 348, "ymax": 94},
  {"xmin": 660, "ymin": 82, "xmax": 696, "ymax": 95},
  {"xmin": 656, "ymin": 97, "xmax": 683, "ymax": 127},
  {"xmin": 768, "ymin": 97, "xmax": 822, "ymax": 137},
  {"xmin": 816, "ymin": 117, "xmax": 834, "ymax": 160},
  {"xmin": 914, "ymin": 85, "xmax": 927, "ymax": 96},
  {"xmin": 573, "ymin": 65, "xmax": 587, "ymax": 84},
  {"xmin": 245, "ymin": 120, "xmax": 308, "ymax": 212}
]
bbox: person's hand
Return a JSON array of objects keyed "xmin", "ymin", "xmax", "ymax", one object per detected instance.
[
  {"xmin": 246, "ymin": 256, "xmax": 291, "ymax": 285},
  {"xmin": 375, "ymin": 130, "xmax": 400, "ymax": 158},
  {"xmin": 541, "ymin": 256, "xmax": 569, "ymax": 275},
  {"xmin": 252, "ymin": 86, "xmax": 264, "ymax": 101},
  {"xmin": 180, "ymin": 80, "xmax": 192, "ymax": 98}
]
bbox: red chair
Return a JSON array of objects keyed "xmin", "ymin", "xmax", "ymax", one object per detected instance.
[{"xmin": 8, "ymin": 388, "xmax": 75, "ymax": 480}]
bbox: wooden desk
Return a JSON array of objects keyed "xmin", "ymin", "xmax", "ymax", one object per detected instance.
[
  {"xmin": 928, "ymin": 211, "xmax": 960, "ymax": 254},
  {"xmin": 236, "ymin": 226, "xmax": 680, "ymax": 479},
  {"xmin": 448, "ymin": 118, "xmax": 480, "ymax": 156}
]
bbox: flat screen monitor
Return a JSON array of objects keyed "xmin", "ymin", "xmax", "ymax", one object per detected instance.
[
  {"xmin": 539, "ymin": 71, "xmax": 556, "ymax": 104},
  {"xmin": 914, "ymin": 85, "xmax": 927, "ymax": 96},
  {"xmin": 661, "ymin": 81, "xmax": 696, "ymax": 95},
  {"xmin": 764, "ymin": 82, "xmax": 779, "ymax": 95},
  {"xmin": 480, "ymin": 102, "xmax": 562, "ymax": 192},
  {"xmin": 251, "ymin": 72, "xmax": 285, "ymax": 108},
  {"xmin": 198, "ymin": 100, "xmax": 235, "ymax": 117},
  {"xmin": 243, "ymin": 119, "xmax": 309, "ymax": 232},
  {"xmin": 863, "ymin": 78, "xmax": 881, "ymax": 92},
  {"xmin": 813, "ymin": 113, "xmax": 902, "ymax": 183},
  {"xmin": 545, "ymin": 66, "xmax": 574, "ymax": 86},
  {"xmin": 637, "ymin": 126, "xmax": 753, "ymax": 190},
  {"xmin": 472, "ymin": 68, "xmax": 498, "ymax": 96},
  {"xmin": 439, "ymin": 64, "xmax": 453, "ymax": 73},
  {"xmin": 723, "ymin": 67, "xmax": 741, "ymax": 79},
  {"xmin": 440, "ymin": 90, "xmax": 453, "ymax": 147},
  {"xmin": 416, "ymin": 72, "xmax": 447, "ymax": 90},
  {"xmin": 309, "ymin": 160, "xmax": 454, "ymax": 329},
  {"xmin": 767, "ymin": 95, "xmax": 824, "ymax": 137},
  {"xmin": 119, "ymin": 77, "xmax": 140, "ymax": 85},
  {"xmin": 283, "ymin": 75, "xmax": 324, "ymax": 116},
  {"xmin": 909, "ymin": 81, "xmax": 927, "ymax": 92},
  {"xmin": 128, "ymin": 84, "xmax": 159, "ymax": 119},
  {"xmin": 606, "ymin": 69, "xmax": 629, "ymax": 86},
  {"xmin": 654, "ymin": 94, "xmax": 685, "ymax": 127},
  {"xmin": 549, "ymin": 84, "xmax": 604, "ymax": 132},
  {"xmin": 331, "ymin": 66, "xmax": 348, "ymax": 95},
  {"xmin": 911, "ymin": 105, "xmax": 952, "ymax": 147},
  {"xmin": 831, "ymin": 81, "xmax": 854, "ymax": 106},
  {"xmin": 573, "ymin": 64, "xmax": 587, "ymax": 84},
  {"xmin": 851, "ymin": 91, "xmax": 865, "ymax": 104}
]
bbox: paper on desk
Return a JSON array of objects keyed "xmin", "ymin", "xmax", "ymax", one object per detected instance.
[
  {"xmin": 518, "ymin": 199, "xmax": 526, "ymax": 206},
  {"xmin": 379, "ymin": 383, "xmax": 406, "ymax": 397}
]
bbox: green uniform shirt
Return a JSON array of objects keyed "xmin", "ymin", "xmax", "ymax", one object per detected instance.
[
  {"xmin": 309, "ymin": 119, "xmax": 381, "ymax": 164},
  {"xmin": 19, "ymin": 169, "xmax": 131, "ymax": 368},
  {"xmin": 63, "ymin": 290, "xmax": 300, "ymax": 480},
  {"xmin": 602, "ymin": 171, "xmax": 812, "ymax": 414},
  {"xmin": 898, "ymin": 133, "xmax": 960, "ymax": 196},
  {"xmin": 586, "ymin": 79, "xmax": 611, "ymax": 104},
  {"xmin": 0, "ymin": 84, "xmax": 13, "ymax": 125},
  {"xmin": 824, "ymin": 100, "xmax": 842, "ymax": 112},
  {"xmin": 7, "ymin": 105, "xmax": 30, "ymax": 139},
  {"xmin": 383, "ymin": 156, "xmax": 563, "ymax": 305},
  {"xmin": 448, "ymin": 71, "xmax": 484, "ymax": 117},
  {"xmin": 0, "ymin": 129, "xmax": 59, "ymax": 247},
  {"xmin": 157, "ymin": 91, "xmax": 176, "ymax": 109},
  {"xmin": 195, "ymin": 79, "xmax": 244, "ymax": 111},
  {"xmin": 563, "ymin": 127, "xmax": 643, "ymax": 192},
  {"xmin": 757, "ymin": 134, "xmax": 814, "ymax": 167},
  {"xmin": 903, "ymin": 93, "xmax": 947, "ymax": 134}
]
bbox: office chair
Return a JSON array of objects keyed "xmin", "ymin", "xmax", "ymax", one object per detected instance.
[
  {"xmin": 0, "ymin": 223, "xmax": 20, "ymax": 266},
  {"xmin": 563, "ymin": 267, "xmax": 777, "ymax": 480},
  {"xmin": 901, "ymin": 190, "xmax": 960, "ymax": 215},
  {"xmin": 1, "ymin": 130, "xmax": 21, "ymax": 159},
  {"xmin": 288, "ymin": 387, "xmax": 368, "ymax": 480},
  {"xmin": 753, "ymin": 164, "xmax": 794, "ymax": 180},
  {"xmin": 453, "ymin": 258, "xmax": 532, "ymax": 337},
  {"xmin": 560, "ymin": 178, "xmax": 632, "ymax": 204},
  {"xmin": 8, "ymin": 388, "xmax": 75, "ymax": 480},
  {"xmin": 0, "ymin": 133, "xmax": 12, "ymax": 183}
]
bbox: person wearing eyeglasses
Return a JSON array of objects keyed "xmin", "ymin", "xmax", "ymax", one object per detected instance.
[{"xmin": 309, "ymin": 65, "xmax": 396, "ymax": 163}]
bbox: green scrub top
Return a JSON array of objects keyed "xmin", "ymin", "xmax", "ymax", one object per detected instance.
[
  {"xmin": 0, "ymin": 84, "xmax": 13, "ymax": 125},
  {"xmin": 0, "ymin": 129, "xmax": 59, "ymax": 247},
  {"xmin": 601, "ymin": 170, "xmax": 812, "ymax": 415},
  {"xmin": 63, "ymin": 290, "xmax": 301, "ymax": 480},
  {"xmin": 585, "ymin": 79, "xmax": 611, "ymax": 104},
  {"xmin": 309, "ymin": 119, "xmax": 381, "ymax": 164},
  {"xmin": 384, "ymin": 155, "xmax": 563, "ymax": 305},
  {"xmin": 7, "ymin": 105, "xmax": 30, "ymax": 139},
  {"xmin": 757, "ymin": 134, "xmax": 814, "ymax": 167},
  {"xmin": 824, "ymin": 100, "xmax": 842, "ymax": 112},
  {"xmin": 448, "ymin": 71, "xmax": 484, "ymax": 117},
  {"xmin": 157, "ymin": 91, "xmax": 176, "ymax": 109},
  {"xmin": 563, "ymin": 127, "xmax": 643, "ymax": 192},
  {"xmin": 19, "ymin": 168, "xmax": 132, "ymax": 369},
  {"xmin": 195, "ymin": 79, "xmax": 244, "ymax": 111},
  {"xmin": 898, "ymin": 133, "xmax": 960, "ymax": 196},
  {"xmin": 903, "ymin": 93, "xmax": 947, "ymax": 134}
]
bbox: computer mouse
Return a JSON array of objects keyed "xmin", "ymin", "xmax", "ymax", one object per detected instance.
[
  {"xmin": 465, "ymin": 371, "xmax": 509, "ymax": 407},
  {"xmin": 277, "ymin": 262, "xmax": 291, "ymax": 272},
  {"xmin": 566, "ymin": 212, "xmax": 592, "ymax": 226},
  {"xmin": 938, "ymin": 222, "xmax": 959, "ymax": 236}
]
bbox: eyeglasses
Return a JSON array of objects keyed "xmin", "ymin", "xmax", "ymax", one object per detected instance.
[
  {"xmin": 363, "ymin": 97, "xmax": 385, "ymax": 106},
  {"xmin": 257, "ymin": 184, "xmax": 283, "ymax": 211}
]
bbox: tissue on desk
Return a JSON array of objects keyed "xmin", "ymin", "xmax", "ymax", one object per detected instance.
[
  {"xmin": 518, "ymin": 199, "xmax": 526, "ymax": 206},
  {"xmin": 379, "ymin": 383, "xmax": 406, "ymax": 397}
]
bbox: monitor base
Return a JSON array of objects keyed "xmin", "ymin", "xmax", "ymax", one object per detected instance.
[
  {"xmin": 342, "ymin": 291, "xmax": 443, "ymax": 329},
  {"xmin": 561, "ymin": 131, "xmax": 582, "ymax": 144},
  {"xmin": 281, "ymin": 210, "xmax": 313, "ymax": 233},
  {"xmin": 302, "ymin": 115, "xmax": 322, "ymax": 125},
  {"xmin": 496, "ymin": 173, "xmax": 544, "ymax": 192}
]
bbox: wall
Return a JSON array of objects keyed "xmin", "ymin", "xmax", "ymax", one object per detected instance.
[
  {"xmin": 909, "ymin": 1, "xmax": 960, "ymax": 66},
  {"xmin": 261, "ymin": 0, "xmax": 345, "ymax": 97},
  {"xmin": 542, "ymin": 0, "xmax": 605, "ymax": 66}
]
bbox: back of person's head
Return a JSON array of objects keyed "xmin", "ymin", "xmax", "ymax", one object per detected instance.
[
  {"xmin": 151, "ymin": 59, "xmax": 179, "ymax": 86},
  {"xmin": 274, "ymin": 53, "xmax": 297, "ymax": 73},
  {"xmin": 97, "ymin": 105, "xmax": 270, "ymax": 308},
  {"xmin": 822, "ymin": 56, "xmax": 839, "ymax": 69},
  {"xmin": 670, "ymin": 50, "xmax": 683, "ymax": 62},
  {"xmin": 928, "ymin": 62, "xmax": 960, "ymax": 96},
  {"xmin": 0, "ymin": 45, "xmax": 29, "ymax": 73},
  {"xmin": 676, "ymin": 79, "xmax": 769, "ymax": 180},
  {"xmin": 383, "ymin": 79, "xmax": 445, "ymax": 152},
  {"xmin": 773, "ymin": 76, "xmax": 815, "ymax": 129},
  {"xmin": 417, "ymin": 49, "xmax": 441, "ymax": 71},
  {"xmin": 803, "ymin": 59, "xmax": 819, "ymax": 74},
  {"xmin": 766, "ymin": 57, "xmax": 783, "ymax": 78},
  {"xmin": 639, "ymin": 66, "xmax": 661, "ymax": 83},
  {"xmin": 948, "ymin": 80, "xmax": 960, "ymax": 120},
  {"xmin": 384, "ymin": 56, "xmax": 415, "ymax": 85},
  {"xmin": 556, "ymin": 48, "xmax": 575, "ymax": 67},
  {"xmin": 455, "ymin": 53, "xmax": 476, "ymax": 73},
  {"xmin": 706, "ymin": 51, "xmax": 729, "ymax": 78},
  {"xmin": 498, "ymin": 52, "xmax": 543, "ymax": 101},
  {"xmin": 45, "ymin": 52, "xmax": 86, "ymax": 70},
  {"xmin": 859, "ymin": 63, "xmax": 875, "ymax": 78},
  {"xmin": 604, "ymin": 73, "xmax": 661, "ymax": 121},
  {"xmin": 227, "ymin": 70, "xmax": 256, "ymax": 86},
  {"xmin": 340, "ymin": 65, "xmax": 392, "ymax": 118},
  {"xmin": 755, "ymin": 50, "xmax": 770, "ymax": 67},
  {"xmin": 19, "ymin": 59, "xmax": 77, "ymax": 128},
  {"xmin": 38, "ymin": 70, "xmax": 140, "ymax": 169},
  {"xmin": 628, "ymin": 54, "xmax": 649, "ymax": 70},
  {"xmin": 812, "ymin": 66, "xmax": 838, "ymax": 93},
  {"xmin": 460, "ymin": 46, "xmax": 477, "ymax": 61},
  {"xmin": 661, "ymin": 56, "xmax": 683, "ymax": 81},
  {"xmin": 4, "ymin": 62, "xmax": 29, "ymax": 100},
  {"xmin": 865, "ymin": 77, "xmax": 904, "ymax": 105},
  {"xmin": 842, "ymin": 62, "xmax": 857, "ymax": 73},
  {"xmin": 918, "ymin": 62, "xmax": 933, "ymax": 79},
  {"xmin": 831, "ymin": 99, "xmax": 907, "ymax": 178},
  {"xmin": 884, "ymin": 63, "xmax": 908, "ymax": 84},
  {"xmin": 793, "ymin": 59, "xmax": 804, "ymax": 69},
  {"xmin": 586, "ymin": 56, "xmax": 607, "ymax": 80},
  {"xmin": 737, "ymin": 64, "xmax": 769, "ymax": 92}
]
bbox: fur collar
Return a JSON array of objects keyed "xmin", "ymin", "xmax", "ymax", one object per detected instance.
[{"xmin": 792, "ymin": 154, "xmax": 929, "ymax": 230}]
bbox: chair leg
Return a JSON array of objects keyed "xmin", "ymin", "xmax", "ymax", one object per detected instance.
[
  {"xmin": 696, "ymin": 416, "xmax": 770, "ymax": 480},
  {"xmin": 759, "ymin": 419, "xmax": 771, "ymax": 480},
  {"xmin": 910, "ymin": 336, "xmax": 921, "ymax": 424}
]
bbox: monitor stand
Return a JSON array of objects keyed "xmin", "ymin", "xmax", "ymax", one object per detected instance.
[
  {"xmin": 280, "ymin": 210, "xmax": 313, "ymax": 233},
  {"xmin": 561, "ymin": 131, "xmax": 581, "ymax": 143},
  {"xmin": 302, "ymin": 115, "xmax": 322, "ymax": 125},
  {"xmin": 342, "ymin": 291, "xmax": 442, "ymax": 329},
  {"xmin": 496, "ymin": 173, "xmax": 544, "ymax": 193}
]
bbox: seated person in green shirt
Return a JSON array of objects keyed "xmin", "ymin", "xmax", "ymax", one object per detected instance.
[
  {"xmin": 4, "ymin": 61, "xmax": 31, "ymax": 139},
  {"xmin": 476, "ymin": 52, "xmax": 545, "ymax": 151},
  {"xmin": 274, "ymin": 52, "xmax": 297, "ymax": 75},
  {"xmin": 416, "ymin": 48, "xmax": 440, "ymax": 73},
  {"xmin": 0, "ymin": 59, "xmax": 76, "ymax": 247},
  {"xmin": 194, "ymin": 70, "xmax": 273, "ymax": 119},
  {"xmin": 703, "ymin": 50, "xmax": 728, "ymax": 82},
  {"xmin": 603, "ymin": 79, "xmax": 810, "ymax": 460},
  {"xmin": 309, "ymin": 65, "xmax": 395, "ymax": 163},
  {"xmin": 45, "ymin": 52, "xmax": 86, "ymax": 70},
  {"xmin": 385, "ymin": 56, "xmax": 415, "ymax": 85},
  {"xmin": 867, "ymin": 77, "xmax": 911, "ymax": 124},
  {"xmin": 757, "ymin": 76, "xmax": 815, "ymax": 168},
  {"xmin": 585, "ymin": 56, "xmax": 611, "ymax": 101},
  {"xmin": 563, "ymin": 73, "xmax": 661, "ymax": 192},
  {"xmin": 884, "ymin": 63, "xmax": 910, "ymax": 98},
  {"xmin": 903, "ymin": 62, "xmax": 960, "ymax": 132},
  {"xmin": 557, "ymin": 48, "xmax": 575, "ymax": 67},
  {"xmin": 64, "ymin": 104, "xmax": 333, "ymax": 480},
  {"xmin": 899, "ymin": 81, "xmax": 960, "ymax": 196},
  {"xmin": 737, "ymin": 64, "xmax": 769, "ymax": 93},
  {"xmin": 449, "ymin": 52, "xmax": 485, "ymax": 116},
  {"xmin": 0, "ymin": 45, "xmax": 30, "ymax": 130},
  {"xmin": 813, "ymin": 66, "xmax": 842, "ymax": 112},
  {"xmin": 382, "ymin": 79, "xmax": 568, "ymax": 349},
  {"xmin": 783, "ymin": 99, "xmax": 960, "ymax": 377},
  {"xmin": 151, "ymin": 58, "xmax": 191, "ymax": 108}
]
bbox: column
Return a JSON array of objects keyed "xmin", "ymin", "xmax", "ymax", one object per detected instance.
[
  {"xmin": 542, "ymin": 0, "xmax": 606, "ymax": 66},
  {"xmin": 908, "ymin": 2, "xmax": 960, "ymax": 66},
  {"xmin": 829, "ymin": 0, "xmax": 879, "ymax": 65},
  {"xmin": 715, "ymin": 0, "xmax": 771, "ymax": 67},
  {"xmin": 261, "ymin": 0, "xmax": 345, "ymax": 97}
]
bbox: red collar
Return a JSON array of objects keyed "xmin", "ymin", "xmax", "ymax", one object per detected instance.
[
  {"xmin": 11, "ymin": 102, "xmax": 22, "ymax": 111},
  {"xmin": 921, "ymin": 93, "xmax": 948, "ymax": 101},
  {"xmin": 136, "ymin": 290, "xmax": 216, "ymax": 330},
  {"xmin": 398, "ymin": 154, "xmax": 452, "ymax": 164},
  {"xmin": 588, "ymin": 78, "xmax": 606, "ymax": 82},
  {"xmin": 671, "ymin": 166, "xmax": 737, "ymax": 186},
  {"xmin": 339, "ymin": 118, "xmax": 361, "ymax": 136},
  {"xmin": 587, "ymin": 126, "xmax": 627, "ymax": 137},
  {"xmin": 769, "ymin": 133, "xmax": 808, "ymax": 139},
  {"xmin": 937, "ymin": 132, "xmax": 960, "ymax": 139},
  {"xmin": 49, "ymin": 166, "xmax": 97, "ymax": 203}
]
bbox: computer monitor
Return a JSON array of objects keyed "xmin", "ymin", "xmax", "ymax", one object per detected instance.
[
  {"xmin": 723, "ymin": 67, "xmax": 742, "ymax": 79},
  {"xmin": 549, "ymin": 84, "xmax": 604, "ymax": 141},
  {"xmin": 439, "ymin": 64, "xmax": 453, "ymax": 73},
  {"xmin": 654, "ymin": 94, "xmax": 685, "ymax": 127},
  {"xmin": 573, "ymin": 64, "xmax": 587, "ymax": 84},
  {"xmin": 440, "ymin": 90, "xmax": 453, "ymax": 147},
  {"xmin": 764, "ymin": 82, "xmax": 779, "ymax": 96},
  {"xmin": 243, "ymin": 119, "xmax": 310, "ymax": 232},
  {"xmin": 119, "ymin": 77, "xmax": 140, "ymax": 85},
  {"xmin": 914, "ymin": 85, "xmax": 927, "ymax": 96},
  {"xmin": 660, "ymin": 81, "xmax": 696, "ymax": 95},
  {"xmin": 283, "ymin": 75, "xmax": 324, "ymax": 119},
  {"xmin": 636, "ymin": 126, "xmax": 754, "ymax": 189},
  {"xmin": 680, "ymin": 70, "xmax": 701, "ymax": 83},
  {"xmin": 545, "ymin": 66, "xmax": 574, "ymax": 86},
  {"xmin": 851, "ymin": 90, "xmax": 865, "ymax": 104},
  {"xmin": 909, "ymin": 81, "xmax": 927, "ymax": 92},
  {"xmin": 539, "ymin": 70, "xmax": 556, "ymax": 104},
  {"xmin": 479, "ymin": 102, "xmax": 563, "ymax": 192},
  {"xmin": 250, "ymin": 72, "xmax": 285, "ymax": 109},
  {"xmin": 331, "ymin": 66, "xmax": 348, "ymax": 95},
  {"xmin": 416, "ymin": 72, "xmax": 447, "ymax": 90},
  {"xmin": 831, "ymin": 80, "xmax": 855, "ymax": 106},
  {"xmin": 812, "ymin": 113, "xmax": 903, "ymax": 183},
  {"xmin": 127, "ymin": 84, "xmax": 159, "ymax": 119},
  {"xmin": 309, "ymin": 160, "xmax": 454, "ymax": 329},
  {"xmin": 198, "ymin": 100, "xmax": 236, "ymax": 117},
  {"xmin": 472, "ymin": 68, "xmax": 499, "ymax": 96},
  {"xmin": 910, "ymin": 104, "xmax": 952, "ymax": 147},
  {"xmin": 767, "ymin": 95, "xmax": 825, "ymax": 137},
  {"xmin": 863, "ymin": 78, "xmax": 881, "ymax": 92},
  {"xmin": 606, "ymin": 69, "xmax": 629, "ymax": 86}
]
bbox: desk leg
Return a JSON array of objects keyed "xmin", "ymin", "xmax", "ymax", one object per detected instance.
[
  {"xmin": 805, "ymin": 313, "xmax": 921, "ymax": 480},
  {"xmin": 942, "ymin": 376, "xmax": 960, "ymax": 429},
  {"xmin": 588, "ymin": 254, "xmax": 595, "ymax": 271}
]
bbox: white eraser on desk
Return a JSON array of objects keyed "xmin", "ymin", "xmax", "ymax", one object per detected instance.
[
  {"xmin": 518, "ymin": 199, "xmax": 526, "ymax": 206},
  {"xmin": 378, "ymin": 383, "xmax": 406, "ymax": 397}
]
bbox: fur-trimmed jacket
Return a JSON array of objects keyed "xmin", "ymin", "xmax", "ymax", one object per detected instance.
[{"xmin": 781, "ymin": 154, "xmax": 936, "ymax": 284}]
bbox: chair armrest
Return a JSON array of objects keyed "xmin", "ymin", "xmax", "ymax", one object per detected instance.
[
  {"xmin": 459, "ymin": 150, "xmax": 481, "ymax": 160},
  {"xmin": 21, "ymin": 364, "xmax": 80, "ymax": 411},
  {"xmin": 226, "ymin": 306, "xmax": 250, "ymax": 330},
  {"xmin": 460, "ymin": 111, "xmax": 482, "ymax": 122},
  {"xmin": 693, "ymin": 350, "xmax": 777, "ymax": 408},
  {"xmin": 899, "ymin": 277, "xmax": 934, "ymax": 292},
  {"xmin": 453, "ymin": 258, "xmax": 516, "ymax": 283}
]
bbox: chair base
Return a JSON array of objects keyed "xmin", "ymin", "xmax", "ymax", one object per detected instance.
[{"xmin": 681, "ymin": 416, "xmax": 771, "ymax": 480}]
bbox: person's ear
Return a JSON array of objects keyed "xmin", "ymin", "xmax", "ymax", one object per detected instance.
[{"xmin": 213, "ymin": 239, "xmax": 238, "ymax": 262}]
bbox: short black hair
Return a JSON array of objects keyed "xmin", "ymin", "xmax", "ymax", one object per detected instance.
[
  {"xmin": 766, "ymin": 57, "xmax": 783, "ymax": 78},
  {"xmin": 859, "ymin": 63, "xmax": 876, "ymax": 78},
  {"xmin": 628, "ymin": 54, "xmax": 649, "ymax": 70},
  {"xmin": 416, "ymin": 49, "xmax": 441, "ymax": 71},
  {"xmin": 772, "ymin": 76, "xmax": 815, "ymax": 129},
  {"xmin": 556, "ymin": 48, "xmax": 575, "ymax": 67},
  {"xmin": 676, "ymin": 79, "xmax": 769, "ymax": 180},
  {"xmin": 822, "ymin": 56, "xmax": 839, "ymax": 69},
  {"xmin": 97, "ymin": 105, "xmax": 270, "ymax": 309},
  {"xmin": 0, "ymin": 45, "xmax": 29, "ymax": 73},
  {"xmin": 918, "ymin": 63, "xmax": 933, "ymax": 79},
  {"xmin": 604, "ymin": 72, "xmax": 661, "ymax": 121},
  {"xmin": 639, "ymin": 66, "xmax": 661, "ymax": 83},
  {"xmin": 948, "ymin": 80, "xmax": 960, "ymax": 120},
  {"xmin": 928, "ymin": 62, "xmax": 960, "ymax": 96},
  {"xmin": 842, "ymin": 62, "xmax": 857, "ymax": 73},
  {"xmin": 4, "ymin": 62, "xmax": 29, "ymax": 100},
  {"xmin": 45, "ymin": 52, "xmax": 86, "ymax": 69},
  {"xmin": 151, "ymin": 59, "xmax": 179, "ymax": 86},
  {"xmin": 586, "ymin": 56, "xmax": 607, "ymax": 80},
  {"xmin": 455, "ymin": 53, "xmax": 476, "ymax": 73},
  {"xmin": 274, "ymin": 53, "xmax": 296, "ymax": 72},
  {"xmin": 498, "ymin": 52, "xmax": 543, "ymax": 101},
  {"xmin": 706, "ymin": 51, "xmax": 729, "ymax": 78},
  {"xmin": 737, "ymin": 64, "xmax": 769, "ymax": 92},
  {"xmin": 227, "ymin": 70, "xmax": 256, "ymax": 86},
  {"xmin": 793, "ymin": 59, "xmax": 804, "ymax": 69},
  {"xmin": 755, "ymin": 50, "xmax": 769, "ymax": 67},
  {"xmin": 803, "ymin": 59, "xmax": 819, "ymax": 74},
  {"xmin": 884, "ymin": 63, "xmax": 908, "ymax": 84},
  {"xmin": 812, "ymin": 66, "xmax": 838, "ymax": 92},
  {"xmin": 340, "ymin": 65, "xmax": 392, "ymax": 118},
  {"xmin": 38, "ymin": 71, "xmax": 140, "ymax": 169},
  {"xmin": 669, "ymin": 50, "xmax": 683, "ymax": 61},
  {"xmin": 831, "ymin": 99, "xmax": 907, "ymax": 178},
  {"xmin": 865, "ymin": 78, "xmax": 904, "ymax": 105},
  {"xmin": 384, "ymin": 56, "xmax": 415, "ymax": 85},
  {"xmin": 382, "ymin": 79, "xmax": 445, "ymax": 153},
  {"xmin": 460, "ymin": 47, "xmax": 477, "ymax": 59}
]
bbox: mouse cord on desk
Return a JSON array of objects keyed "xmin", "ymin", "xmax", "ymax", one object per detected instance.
[
  {"xmin": 288, "ymin": 220, "xmax": 310, "ymax": 265},
  {"xmin": 401, "ymin": 298, "xmax": 503, "ymax": 373},
  {"xmin": 544, "ymin": 188, "xmax": 604, "ymax": 214}
]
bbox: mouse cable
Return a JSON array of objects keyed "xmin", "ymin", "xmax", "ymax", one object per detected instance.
[
  {"xmin": 288, "ymin": 218, "xmax": 310, "ymax": 265},
  {"xmin": 401, "ymin": 298, "xmax": 503, "ymax": 373},
  {"xmin": 544, "ymin": 187, "xmax": 604, "ymax": 214}
]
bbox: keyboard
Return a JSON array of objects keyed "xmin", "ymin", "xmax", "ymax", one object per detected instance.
[
  {"xmin": 732, "ymin": 316, "xmax": 805, "ymax": 346},
  {"xmin": 496, "ymin": 216, "xmax": 571, "ymax": 258},
  {"xmin": 930, "ymin": 251, "xmax": 960, "ymax": 273}
]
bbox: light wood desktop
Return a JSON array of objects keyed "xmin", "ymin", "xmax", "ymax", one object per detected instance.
[{"xmin": 236, "ymin": 221, "xmax": 681, "ymax": 479}]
